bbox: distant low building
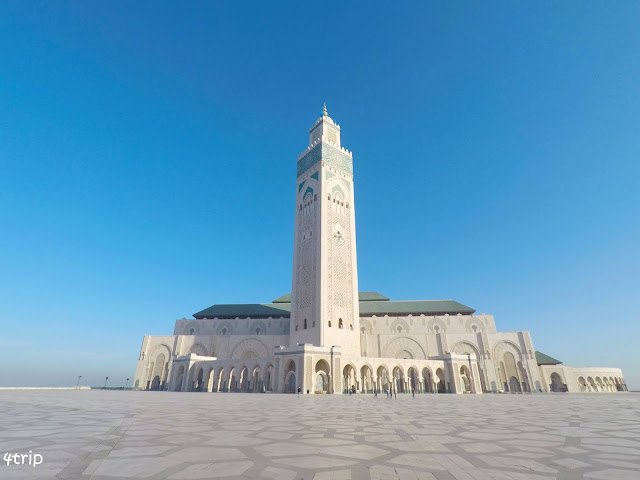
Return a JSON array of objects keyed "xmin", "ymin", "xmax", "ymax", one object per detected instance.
[{"xmin": 133, "ymin": 108, "xmax": 627, "ymax": 395}]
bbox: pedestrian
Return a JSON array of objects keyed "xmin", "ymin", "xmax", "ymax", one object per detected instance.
[
  {"xmin": 374, "ymin": 387, "xmax": 377, "ymax": 398},
  {"xmin": 394, "ymin": 389, "xmax": 397, "ymax": 400},
  {"xmin": 412, "ymin": 388, "xmax": 415, "ymax": 399},
  {"xmin": 297, "ymin": 386, "xmax": 301, "ymax": 397}
]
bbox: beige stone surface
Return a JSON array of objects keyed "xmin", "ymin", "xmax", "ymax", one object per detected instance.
[{"xmin": 1, "ymin": 390, "xmax": 639, "ymax": 479}]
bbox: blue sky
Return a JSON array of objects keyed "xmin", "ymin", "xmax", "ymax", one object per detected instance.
[{"xmin": 1, "ymin": 2, "xmax": 638, "ymax": 389}]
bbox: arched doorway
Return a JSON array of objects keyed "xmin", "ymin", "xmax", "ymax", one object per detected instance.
[
  {"xmin": 377, "ymin": 366, "xmax": 390, "ymax": 394},
  {"xmin": 550, "ymin": 372, "xmax": 564, "ymax": 392},
  {"xmin": 149, "ymin": 353, "xmax": 166, "ymax": 390},
  {"xmin": 240, "ymin": 366, "xmax": 249, "ymax": 392},
  {"xmin": 588, "ymin": 376, "xmax": 597, "ymax": 392},
  {"xmin": 264, "ymin": 365, "xmax": 273, "ymax": 392},
  {"xmin": 460, "ymin": 365, "xmax": 472, "ymax": 393},
  {"xmin": 361, "ymin": 365, "xmax": 373, "ymax": 393},
  {"xmin": 435, "ymin": 368, "xmax": 446, "ymax": 393},
  {"xmin": 408, "ymin": 367, "xmax": 418, "ymax": 393},
  {"xmin": 509, "ymin": 376, "xmax": 521, "ymax": 393},
  {"xmin": 343, "ymin": 364, "xmax": 357, "ymax": 394},
  {"xmin": 596, "ymin": 377, "xmax": 604, "ymax": 392},
  {"xmin": 578, "ymin": 376, "xmax": 587, "ymax": 392},
  {"xmin": 422, "ymin": 367, "xmax": 433, "ymax": 393},
  {"xmin": 174, "ymin": 365, "xmax": 185, "ymax": 392},
  {"xmin": 315, "ymin": 359, "xmax": 330, "ymax": 393},
  {"xmin": 229, "ymin": 368, "xmax": 237, "ymax": 392},
  {"xmin": 503, "ymin": 352, "xmax": 520, "ymax": 392},
  {"xmin": 195, "ymin": 368, "xmax": 204, "ymax": 391},
  {"xmin": 392, "ymin": 366, "xmax": 404, "ymax": 393},
  {"xmin": 286, "ymin": 372, "xmax": 296, "ymax": 393},
  {"xmin": 252, "ymin": 366, "xmax": 261, "ymax": 393},
  {"xmin": 284, "ymin": 360, "xmax": 296, "ymax": 393}
]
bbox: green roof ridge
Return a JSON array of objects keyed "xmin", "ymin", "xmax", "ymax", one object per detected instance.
[
  {"xmin": 194, "ymin": 296, "xmax": 475, "ymax": 319},
  {"xmin": 535, "ymin": 351, "xmax": 562, "ymax": 365}
]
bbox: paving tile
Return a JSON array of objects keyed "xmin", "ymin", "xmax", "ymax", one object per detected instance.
[{"xmin": 1, "ymin": 390, "xmax": 639, "ymax": 480}]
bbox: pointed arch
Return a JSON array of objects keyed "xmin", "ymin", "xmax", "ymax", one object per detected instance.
[
  {"xmin": 231, "ymin": 338, "xmax": 269, "ymax": 359},
  {"xmin": 382, "ymin": 337, "xmax": 426, "ymax": 360}
]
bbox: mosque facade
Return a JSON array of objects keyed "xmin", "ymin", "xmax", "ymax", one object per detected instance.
[{"xmin": 133, "ymin": 108, "xmax": 627, "ymax": 395}]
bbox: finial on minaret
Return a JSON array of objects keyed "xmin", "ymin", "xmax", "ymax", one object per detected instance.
[{"xmin": 323, "ymin": 103, "xmax": 327, "ymax": 117}]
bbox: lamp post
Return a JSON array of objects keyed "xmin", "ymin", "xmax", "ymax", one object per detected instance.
[
  {"xmin": 76, "ymin": 376, "xmax": 82, "ymax": 389},
  {"xmin": 125, "ymin": 378, "xmax": 129, "ymax": 389},
  {"xmin": 104, "ymin": 377, "xmax": 109, "ymax": 389},
  {"xmin": 329, "ymin": 345, "xmax": 338, "ymax": 394}
]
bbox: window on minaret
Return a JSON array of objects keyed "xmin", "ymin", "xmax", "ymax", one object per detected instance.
[
  {"xmin": 328, "ymin": 321, "xmax": 332, "ymax": 327},
  {"xmin": 303, "ymin": 319, "xmax": 307, "ymax": 329},
  {"xmin": 338, "ymin": 318, "xmax": 343, "ymax": 329},
  {"xmin": 312, "ymin": 320, "xmax": 316, "ymax": 327},
  {"xmin": 333, "ymin": 192, "xmax": 345, "ymax": 214}
]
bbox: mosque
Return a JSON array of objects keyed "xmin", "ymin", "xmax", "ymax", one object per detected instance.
[{"xmin": 133, "ymin": 108, "xmax": 627, "ymax": 395}]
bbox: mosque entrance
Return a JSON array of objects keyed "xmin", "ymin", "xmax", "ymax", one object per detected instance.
[
  {"xmin": 286, "ymin": 373, "xmax": 296, "ymax": 393},
  {"xmin": 509, "ymin": 376, "xmax": 521, "ymax": 393},
  {"xmin": 315, "ymin": 373, "xmax": 328, "ymax": 393},
  {"xmin": 315, "ymin": 359, "xmax": 330, "ymax": 393}
]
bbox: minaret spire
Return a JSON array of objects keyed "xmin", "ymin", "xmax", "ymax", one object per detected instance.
[{"xmin": 323, "ymin": 103, "xmax": 327, "ymax": 117}]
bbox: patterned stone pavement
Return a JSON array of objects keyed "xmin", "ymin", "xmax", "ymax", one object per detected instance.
[{"xmin": 0, "ymin": 391, "xmax": 639, "ymax": 480}]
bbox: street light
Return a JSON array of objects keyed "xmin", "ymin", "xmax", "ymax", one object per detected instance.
[
  {"xmin": 76, "ymin": 376, "xmax": 82, "ymax": 389},
  {"xmin": 125, "ymin": 378, "xmax": 129, "ymax": 389},
  {"xmin": 104, "ymin": 377, "xmax": 109, "ymax": 389}
]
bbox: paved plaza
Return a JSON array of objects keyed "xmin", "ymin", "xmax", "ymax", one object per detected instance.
[{"xmin": 1, "ymin": 391, "xmax": 639, "ymax": 480}]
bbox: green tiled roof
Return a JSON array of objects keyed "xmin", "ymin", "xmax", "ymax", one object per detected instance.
[
  {"xmin": 194, "ymin": 303, "xmax": 291, "ymax": 319},
  {"xmin": 358, "ymin": 292, "xmax": 390, "ymax": 302},
  {"xmin": 194, "ymin": 296, "xmax": 474, "ymax": 319},
  {"xmin": 359, "ymin": 300, "xmax": 474, "ymax": 316},
  {"xmin": 272, "ymin": 294, "xmax": 292, "ymax": 303},
  {"xmin": 535, "ymin": 351, "xmax": 562, "ymax": 365}
]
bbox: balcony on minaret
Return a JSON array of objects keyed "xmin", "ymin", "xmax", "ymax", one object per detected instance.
[{"xmin": 308, "ymin": 105, "xmax": 341, "ymax": 148}]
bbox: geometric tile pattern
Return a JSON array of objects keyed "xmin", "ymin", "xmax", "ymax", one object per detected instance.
[{"xmin": 1, "ymin": 391, "xmax": 639, "ymax": 479}]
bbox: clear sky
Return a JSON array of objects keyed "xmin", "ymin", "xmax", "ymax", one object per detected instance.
[{"xmin": 1, "ymin": 2, "xmax": 638, "ymax": 390}]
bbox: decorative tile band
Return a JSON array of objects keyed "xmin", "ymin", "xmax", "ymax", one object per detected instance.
[{"xmin": 297, "ymin": 142, "xmax": 353, "ymax": 177}]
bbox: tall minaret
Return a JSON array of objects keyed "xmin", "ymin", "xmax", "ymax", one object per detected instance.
[{"xmin": 290, "ymin": 106, "xmax": 361, "ymax": 357}]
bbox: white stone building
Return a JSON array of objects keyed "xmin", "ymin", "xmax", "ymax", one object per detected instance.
[{"xmin": 133, "ymin": 108, "xmax": 627, "ymax": 395}]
